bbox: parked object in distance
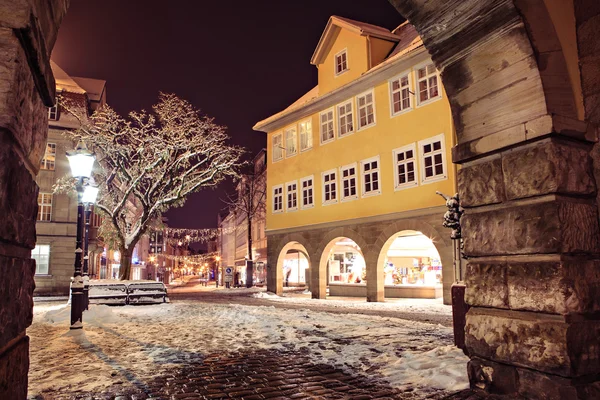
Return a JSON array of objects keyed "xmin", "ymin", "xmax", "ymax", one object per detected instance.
[{"xmin": 89, "ymin": 280, "xmax": 169, "ymax": 305}]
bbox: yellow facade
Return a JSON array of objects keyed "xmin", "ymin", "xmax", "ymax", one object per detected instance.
[{"xmin": 255, "ymin": 19, "xmax": 456, "ymax": 232}]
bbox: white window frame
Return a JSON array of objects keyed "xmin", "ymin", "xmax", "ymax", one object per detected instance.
[
  {"xmin": 31, "ymin": 244, "xmax": 50, "ymax": 275},
  {"xmin": 321, "ymin": 169, "xmax": 338, "ymax": 206},
  {"xmin": 415, "ymin": 61, "xmax": 442, "ymax": 107},
  {"xmin": 272, "ymin": 184, "xmax": 284, "ymax": 214},
  {"xmin": 392, "ymin": 143, "xmax": 419, "ymax": 191},
  {"xmin": 360, "ymin": 156, "xmax": 382, "ymax": 197},
  {"xmin": 418, "ymin": 133, "xmax": 447, "ymax": 184},
  {"xmin": 300, "ymin": 175, "xmax": 314, "ymax": 210},
  {"xmin": 285, "ymin": 180, "xmax": 298, "ymax": 212},
  {"xmin": 272, "ymin": 133, "xmax": 283, "ymax": 162},
  {"xmin": 37, "ymin": 193, "xmax": 52, "ymax": 221},
  {"xmin": 299, "ymin": 119, "xmax": 313, "ymax": 152},
  {"xmin": 48, "ymin": 105, "xmax": 58, "ymax": 121},
  {"xmin": 284, "ymin": 126, "xmax": 297, "ymax": 158},
  {"xmin": 40, "ymin": 142, "xmax": 56, "ymax": 171},
  {"xmin": 319, "ymin": 108, "xmax": 335, "ymax": 145},
  {"xmin": 337, "ymin": 100, "xmax": 355, "ymax": 138},
  {"xmin": 356, "ymin": 89, "xmax": 376, "ymax": 131},
  {"xmin": 389, "ymin": 69, "xmax": 413, "ymax": 117},
  {"xmin": 340, "ymin": 163, "xmax": 359, "ymax": 202},
  {"xmin": 334, "ymin": 48, "xmax": 348, "ymax": 76}
]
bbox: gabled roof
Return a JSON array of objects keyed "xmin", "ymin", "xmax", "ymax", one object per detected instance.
[
  {"xmin": 311, "ymin": 15, "xmax": 401, "ymax": 65},
  {"xmin": 50, "ymin": 60, "xmax": 86, "ymax": 94},
  {"xmin": 72, "ymin": 76, "xmax": 107, "ymax": 102}
]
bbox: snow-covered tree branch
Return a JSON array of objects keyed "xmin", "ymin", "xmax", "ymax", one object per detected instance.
[{"xmin": 57, "ymin": 93, "xmax": 244, "ymax": 280}]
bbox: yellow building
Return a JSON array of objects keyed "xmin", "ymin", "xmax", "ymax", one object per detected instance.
[{"xmin": 253, "ymin": 17, "xmax": 457, "ymax": 304}]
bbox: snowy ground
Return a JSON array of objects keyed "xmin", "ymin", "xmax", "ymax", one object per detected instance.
[{"xmin": 28, "ymin": 298, "xmax": 469, "ymax": 398}]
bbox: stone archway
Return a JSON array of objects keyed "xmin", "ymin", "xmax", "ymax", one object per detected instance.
[
  {"xmin": 267, "ymin": 232, "xmax": 313, "ymax": 296},
  {"xmin": 387, "ymin": 0, "xmax": 600, "ymax": 395},
  {"xmin": 275, "ymin": 241, "xmax": 311, "ymax": 290}
]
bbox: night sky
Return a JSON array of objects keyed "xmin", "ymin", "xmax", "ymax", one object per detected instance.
[{"xmin": 52, "ymin": 0, "xmax": 404, "ymax": 230}]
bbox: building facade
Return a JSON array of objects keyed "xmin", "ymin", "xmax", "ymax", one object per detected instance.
[{"xmin": 254, "ymin": 17, "xmax": 457, "ymax": 303}]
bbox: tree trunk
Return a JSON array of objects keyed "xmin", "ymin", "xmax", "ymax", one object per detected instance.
[
  {"xmin": 118, "ymin": 246, "xmax": 133, "ymax": 280},
  {"xmin": 246, "ymin": 218, "xmax": 253, "ymax": 288}
]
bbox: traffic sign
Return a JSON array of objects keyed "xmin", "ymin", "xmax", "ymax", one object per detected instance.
[{"xmin": 224, "ymin": 267, "xmax": 233, "ymax": 283}]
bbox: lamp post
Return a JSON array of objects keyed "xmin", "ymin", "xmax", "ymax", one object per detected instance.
[
  {"xmin": 81, "ymin": 182, "xmax": 99, "ymax": 311},
  {"xmin": 66, "ymin": 142, "xmax": 95, "ymax": 330},
  {"xmin": 215, "ymin": 255, "xmax": 221, "ymax": 287}
]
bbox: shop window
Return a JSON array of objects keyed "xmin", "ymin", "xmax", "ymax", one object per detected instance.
[
  {"xmin": 31, "ymin": 244, "xmax": 50, "ymax": 275},
  {"xmin": 360, "ymin": 156, "xmax": 381, "ymax": 197},
  {"xmin": 299, "ymin": 119, "xmax": 313, "ymax": 151},
  {"xmin": 285, "ymin": 126, "xmax": 297, "ymax": 157},
  {"xmin": 272, "ymin": 133, "xmax": 283, "ymax": 162},
  {"xmin": 37, "ymin": 193, "xmax": 52, "ymax": 221},
  {"xmin": 322, "ymin": 169, "xmax": 337, "ymax": 205},
  {"xmin": 390, "ymin": 72, "xmax": 412, "ymax": 115},
  {"xmin": 335, "ymin": 49, "xmax": 348, "ymax": 75},
  {"xmin": 356, "ymin": 90, "xmax": 375, "ymax": 130},
  {"xmin": 300, "ymin": 176, "xmax": 314, "ymax": 209},
  {"xmin": 419, "ymin": 134, "xmax": 447, "ymax": 184},
  {"xmin": 340, "ymin": 163, "xmax": 358, "ymax": 202},
  {"xmin": 416, "ymin": 62, "xmax": 441, "ymax": 105},
  {"xmin": 272, "ymin": 184, "xmax": 283, "ymax": 213},
  {"xmin": 40, "ymin": 142, "xmax": 56, "ymax": 171},
  {"xmin": 320, "ymin": 108, "xmax": 335, "ymax": 144},
  {"xmin": 393, "ymin": 144, "xmax": 418, "ymax": 190},
  {"xmin": 337, "ymin": 100, "xmax": 354, "ymax": 137},
  {"xmin": 286, "ymin": 181, "xmax": 298, "ymax": 212}
]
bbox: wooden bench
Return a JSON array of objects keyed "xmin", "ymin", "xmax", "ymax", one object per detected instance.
[
  {"xmin": 88, "ymin": 284, "xmax": 128, "ymax": 305},
  {"xmin": 127, "ymin": 282, "xmax": 168, "ymax": 304}
]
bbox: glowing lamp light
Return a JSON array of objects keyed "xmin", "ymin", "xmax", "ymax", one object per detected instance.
[
  {"xmin": 66, "ymin": 142, "xmax": 95, "ymax": 179},
  {"xmin": 215, "ymin": 256, "xmax": 221, "ymax": 262},
  {"xmin": 81, "ymin": 185, "xmax": 99, "ymax": 204}
]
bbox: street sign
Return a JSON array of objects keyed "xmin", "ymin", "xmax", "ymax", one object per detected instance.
[{"xmin": 224, "ymin": 267, "xmax": 233, "ymax": 283}]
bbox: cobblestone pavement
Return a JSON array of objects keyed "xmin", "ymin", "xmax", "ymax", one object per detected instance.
[{"xmin": 31, "ymin": 349, "xmax": 453, "ymax": 400}]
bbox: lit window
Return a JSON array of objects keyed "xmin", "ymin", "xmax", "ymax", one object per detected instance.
[
  {"xmin": 300, "ymin": 176, "xmax": 314, "ymax": 209},
  {"xmin": 48, "ymin": 105, "xmax": 59, "ymax": 121},
  {"xmin": 356, "ymin": 90, "xmax": 375, "ymax": 129},
  {"xmin": 361, "ymin": 156, "xmax": 381, "ymax": 197},
  {"xmin": 40, "ymin": 142, "xmax": 56, "ymax": 171},
  {"xmin": 335, "ymin": 49, "xmax": 348, "ymax": 75},
  {"xmin": 322, "ymin": 169, "xmax": 337, "ymax": 205},
  {"xmin": 31, "ymin": 244, "xmax": 50, "ymax": 275},
  {"xmin": 419, "ymin": 134, "xmax": 447, "ymax": 183},
  {"xmin": 390, "ymin": 73, "xmax": 412, "ymax": 115},
  {"xmin": 337, "ymin": 101, "xmax": 354, "ymax": 137},
  {"xmin": 299, "ymin": 119, "xmax": 313, "ymax": 151},
  {"xmin": 285, "ymin": 127, "xmax": 297, "ymax": 157},
  {"xmin": 393, "ymin": 144, "xmax": 418, "ymax": 190},
  {"xmin": 37, "ymin": 193, "xmax": 52, "ymax": 221},
  {"xmin": 320, "ymin": 108, "xmax": 335, "ymax": 144},
  {"xmin": 286, "ymin": 181, "xmax": 298, "ymax": 212},
  {"xmin": 272, "ymin": 184, "xmax": 284, "ymax": 213},
  {"xmin": 272, "ymin": 133, "xmax": 283, "ymax": 162},
  {"xmin": 416, "ymin": 62, "xmax": 441, "ymax": 105},
  {"xmin": 340, "ymin": 164, "xmax": 358, "ymax": 202}
]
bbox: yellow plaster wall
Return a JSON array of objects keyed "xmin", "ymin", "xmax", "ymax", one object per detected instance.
[
  {"xmin": 369, "ymin": 37, "xmax": 396, "ymax": 68},
  {"xmin": 266, "ymin": 64, "xmax": 456, "ymax": 231},
  {"xmin": 318, "ymin": 28, "xmax": 369, "ymax": 95}
]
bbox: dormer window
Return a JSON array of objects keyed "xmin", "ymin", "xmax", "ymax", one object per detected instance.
[
  {"xmin": 48, "ymin": 105, "xmax": 59, "ymax": 121},
  {"xmin": 335, "ymin": 49, "xmax": 348, "ymax": 76}
]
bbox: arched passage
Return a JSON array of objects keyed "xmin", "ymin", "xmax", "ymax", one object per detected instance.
[
  {"xmin": 274, "ymin": 241, "xmax": 311, "ymax": 293},
  {"xmin": 319, "ymin": 237, "xmax": 367, "ymax": 299}
]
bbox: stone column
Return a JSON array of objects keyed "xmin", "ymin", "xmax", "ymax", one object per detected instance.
[
  {"xmin": 365, "ymin": 252, "xmax": 383, "ymax": 302},
  {"xmin": 459, "ymin": 134, "xmax": 600, "ymax": 397},
  {"xmin": 311, "ymin": 248, "xmax": 327, "ymax": 299},
  {"xmin": 0, "ymin": 1, "xmax": 69, "ymax": 397}
]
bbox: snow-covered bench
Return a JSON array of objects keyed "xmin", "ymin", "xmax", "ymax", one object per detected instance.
[
  {"xmin": 88, "ymin": 283, "xmax": 128, "ymax": 305},
  {"xmin": 127, "ymin": 282, "xmax": 168, "ymax": 304}
]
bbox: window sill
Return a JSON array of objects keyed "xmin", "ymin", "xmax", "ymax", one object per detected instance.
[
  {"xmin": 357, "ymin": 122, "xmax": 376, "ymax": 132},
  {"xmin": 394, "ymin": 182, "xmax": 419, "ymax": 192},
  {"xmin": 285, "ymin": 152, "xmax": 298, "ymax": 159},
  {"xmin": 300, "ymin": 204, "xmax": 315, "ymax": 210},
  {"xmin": 421, "ymin": 175, "xmax": 448, "ymax": 185},
  {"xmin": 335, "ymin": 69, "xmax": 349, "ymax": 78},
  {"xmin": 390, "ymin": 107, "xmax": 414, "ymax": 118},
  {"xmin": 320, "ymin": 138, "xmax": 335, "ymax": 146},
  {"xmin": 300, "ymin": 146, "xmax": 313, "ymax": 153},
  {"xmin": 416, "ymin": 95, "xmax": 442, "ymax": 108},
  {"xmin": 362, "ymin": 191, "xmax": 382, "ymax": 198},
  {"xmin": 322, "ymin": 200, "xmax": 338, "ymax": 207},
  {"xmin": 337, "ymin": 130, "xmax": 355, "ymax": 140},
  {"xmin": 341, "ymin": 196, "xmax": 358, "ymax": 203}
]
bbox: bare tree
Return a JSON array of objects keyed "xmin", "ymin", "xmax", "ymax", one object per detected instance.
[
  {"xmin": 56, "ymin": 93, "xmax": 243, "ymax": 280},
  {"xmin": 224, "ymin": 165, "xmax": 266, "ymax": 288}
]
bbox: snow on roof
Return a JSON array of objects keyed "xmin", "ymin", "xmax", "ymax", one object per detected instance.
[
  {"xmin": 387, "ymin": 22, "xmax": 423, "ymax": 60},
  {"xmin": 331, "ymin": 15, "xmax": 402, "ymax": 42},
  {"xmin": 72, "ymin": 76, "xmax": 106, "ymax": 102},
  {"xmin": 50, "ymin": 60, "xmax": 86, "ymax": 94}
]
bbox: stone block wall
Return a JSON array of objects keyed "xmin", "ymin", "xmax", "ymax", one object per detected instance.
[{"xmin": 0, "ymin": 0, "xmax": 69, "ymax": 397}]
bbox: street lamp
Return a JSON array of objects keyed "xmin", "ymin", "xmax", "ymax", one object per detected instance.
[
  {"xmin": 81, "ymin": 181, "xmax": 99, "ymax": 312},
  {"xmin": 66, "ymin": 141, "xmax": 95, "ymax": 330}
]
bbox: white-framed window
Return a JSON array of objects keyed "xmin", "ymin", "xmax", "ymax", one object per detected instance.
[
  {"xmin": 272, "ymin": 133, "xmax": 283, "ymax": 162},
  {"xmin": 320, "ymin": 108, "xmax": 335, "ymax": 144},
  {"xmin": 337, "ymin": 100, "xmax": 354, "ymax": 137},
  {"xmin": 335, "ymin": 49, "xmax": 348, "ymax": 76},
  {"xmin": 272, "ymin": 184, "xmax": 284, "ymax": 213},
  {"xmin": 390, "ymin": 71, "xmax": 412, "ymax": 116},
  {"xmin": 40, "ymin": 142, "xmax": 56, "ymax": 171},
  {"xmin": 340, "ymin": 163, "xmax": 358, "ymax": 202},
  {"xmin": 300, "ymin": 175, "xmax": 314, "ymax": 209},
  {"xmin": 286, "ymin": 180, "xmax": 298, "ymax": 212},
  {"xmin": 418, "ymin": 134, "xmax": 447, "ymax": 184},
  {"xmin": 48, "ymin": 105, "xmax": 59, "ymax": 121},
  {"xmin": 37, "ymin": 193, "xmax": 52, "ymax": 221},
  {"xmin": 393, "ymin": 144, "xmax": 418, "ymax": 190},
  {"xmin": 299, "ymin": 119, "xmax": 313, "ymax": 152},
  {"xmin": 285, "ymin": 126, "xmax": 297, "ymax": 158},
  {"xmin": 356, "ymin": 90, "xmax": 376, "ymax": 130},
  {"xmin": 322, "ymin": 169, "xmax": 338, "ymax": 205},
  {"xmin": 416, "ymin": 62, "xmax": 441, "ymax": 105},
  {"xmin": 31, "ymin": 244, "xmax": 50, "ymax": 275},
  {"xmin": 361, "ymin": 156, "xmax": 381, "ymax": 197}
]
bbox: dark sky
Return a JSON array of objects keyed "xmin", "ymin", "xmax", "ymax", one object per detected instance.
[{"xmin": 52, "ymin": 0, "xmax": 404, "ymax": 230}]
